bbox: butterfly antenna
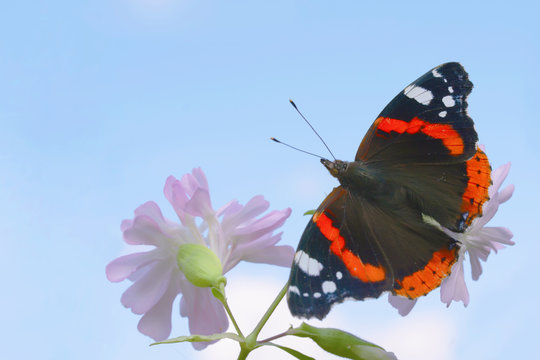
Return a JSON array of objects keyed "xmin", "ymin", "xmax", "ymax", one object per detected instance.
[
  {"xmin": 270, "ymin": 137, "xmax": 326, "ymax": 160},
  {"xmin": 289, "ymin": 99, "xmax": 336, "ymax": 161}
]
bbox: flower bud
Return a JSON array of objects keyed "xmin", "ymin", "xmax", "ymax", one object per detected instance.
[
  {"xmin": 291, "ymin": 322, "xmax": 397, "ymax": 360},
  {"xmin": 176, "ymin": 244, "xmax": 226, "ymax": 288}
]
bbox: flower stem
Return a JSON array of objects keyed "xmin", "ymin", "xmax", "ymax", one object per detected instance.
[
  {"xmin": 245, "ymin": 281, "xmax": 289, "ymax": 346},
  {"xmin": 216, "ymin": 282, "xmax": 245, "ymax": 338},
  {"xmin": 257, "ymin": 328, "xmax": 292, "ymax": 344},
  {"xmin": 237, "ymin": 345, "xmax": 250, "ymax": 360}
]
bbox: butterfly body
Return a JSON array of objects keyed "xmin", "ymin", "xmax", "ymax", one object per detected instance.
[{"xmin": 288, "ymin": 63, "xmax": 492, "ymax": 319}]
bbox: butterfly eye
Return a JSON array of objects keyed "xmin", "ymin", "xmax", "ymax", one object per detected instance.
[{"xmin": 321, "ymin": 159, "xmax": 339, "ymax": 177}]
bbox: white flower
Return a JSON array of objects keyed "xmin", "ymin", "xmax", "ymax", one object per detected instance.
[
  {"xmin": 440, "ymin": 162, "xmax": 514, "ymax": 306},
  {"xmin": 389, "ymin": 162, "xmax": 514, "ymax": 315},
  {"xmin": 106, "ymin": 168, "xmax": 294, "ymax": 348}
]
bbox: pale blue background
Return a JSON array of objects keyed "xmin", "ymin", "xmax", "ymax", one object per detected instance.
[{"xmin": 1, "ymin": 1, "xmax": 538, "ymax": 359}]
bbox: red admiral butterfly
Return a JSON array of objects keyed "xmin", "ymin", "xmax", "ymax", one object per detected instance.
[{"xmin": 287, "ymin": 62, "xmax": 492, "ymax": 319}]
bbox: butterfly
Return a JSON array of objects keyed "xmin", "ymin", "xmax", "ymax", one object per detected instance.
[{"xmin": 287, "ymin": 62, "xmax": 492, "ymax": 319}]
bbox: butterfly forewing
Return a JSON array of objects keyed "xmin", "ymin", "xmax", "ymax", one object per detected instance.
[
  {"xmin": 356, "ymin": 63, "xmax": 489, "ymax": 231},
  {"xmin": 356, "ymin": 62, "xmax": 477, "ymax": 164}
]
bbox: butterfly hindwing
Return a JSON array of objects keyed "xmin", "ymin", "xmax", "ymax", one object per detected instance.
[
  {"xmin": 288, "ymin": 185, "xmax": 458, "ymax": 319},
  {"xmin": 288, "ymin": 187, "xmax": 388, "ymax": 319}
]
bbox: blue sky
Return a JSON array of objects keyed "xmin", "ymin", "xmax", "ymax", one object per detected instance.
[{"xmin": 1, "ymin": 1, "xmax": 538, "ymax": 359}]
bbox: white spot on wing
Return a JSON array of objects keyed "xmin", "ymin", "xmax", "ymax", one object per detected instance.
[
  {"xmin": 336, "ymin": 271, "xmax": 343, "ymax": 280},
  {"xmin": 432, "ymin": 69, "xmax": 442, "ymax": 78},
  {"xmin": 439, "ymin": 111, "xmax": 447, "ymax": 118},
  {"xmin": 313, "ymin": 292, "xmax": 321, "ymax": 298},
  {"xmin": 422, "ymin": 213, "xmax": 441, "ymax": 227},
  {"xmin": 442, "ymin": 95, "xmax": 455, "ymax": 107},
  {"xmin": 303, "ymin": 292, "xmax": 309, "ymax": 297},
  {"xmin": 322, "ymin": 281, "xmax": 337, "ymax": 294},
  {"xmin": 289, "ymin": 286, "xmax": 300, "ymax": 296},
  {"xmin": 448, "ymin": 86, "xmax": 454, "ymax": 93},
  {"xmin": 294, "ymin": 250, "xmax": 324, "ymax": 276},
  {"xmin": 404, "ymin": 85, "xmax": 433, "ymax": 105}
]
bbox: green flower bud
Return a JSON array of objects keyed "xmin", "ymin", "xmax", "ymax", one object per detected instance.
[
  {"xmin": 290, "ymin": 322, "xmax": 397, "ymax": 360},
  {"xmin": 176, "ymin": 244, "xmax": 226, "ymax": 288}
]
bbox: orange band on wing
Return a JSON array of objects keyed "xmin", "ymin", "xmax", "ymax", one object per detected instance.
[
  {"xmin": 461, "ymin": 148, "xmax": 491, "ymax": 225},
  {"xmin": 314, "ymin": 212, "xmax": 386, "ymax": 283},
  {"xmin": 377, "ymin": 117, "xmax": 464, "ymax": 156},
  {"xmin": 394, "ymin": 247, "xmax": 457, "ymax": 298}
]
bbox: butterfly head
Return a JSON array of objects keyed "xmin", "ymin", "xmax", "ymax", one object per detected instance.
[{"xmin": 321, "ymin": 159, "xmax": 348, "ymax": 178}]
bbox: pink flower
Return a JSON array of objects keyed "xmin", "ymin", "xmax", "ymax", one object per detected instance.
[
  {"xmin": 106, "ymin": 168, "xmax": 294, "ymax": 348},
  {"xmin": 389, "ymin": 162, "xmax": 514, "ymax": 315}
]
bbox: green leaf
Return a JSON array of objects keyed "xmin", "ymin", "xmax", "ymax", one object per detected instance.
[
  {"xmin": 288, "ymin": 323, "xmax": 397, "ymax": 360},
  {"xmin": 265, "ymin": 343, "xmax": 315, "ymax": 360},
  {"xmin": 151, "ymin": 332, "xmax": 242, "ymax": 346},
  {"xmin": 303, "ymin": 209, "xmax": 316, "ymax": 216}
]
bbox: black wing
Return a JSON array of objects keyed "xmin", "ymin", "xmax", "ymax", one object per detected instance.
[
  {"xmin": 356, "ymin": 62, "xmax": 490, "ymax": 231},
  {"xmin": 287, "ymin": 186, "xmax": 458, "ymax": 320}
]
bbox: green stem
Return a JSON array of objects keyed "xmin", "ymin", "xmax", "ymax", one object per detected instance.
[
  {"xmin": 237, "ymin": 344, "xmax": 250, "ymax": 360},
  {"xmin": 217, "ymin": 282, "xmax": 245, "ymax": 339},
  {"xmin": 257, "ymin": 328, "xmax": 292, "ymax": 344},
  {"xmin": 245, "ymin": 281, "xmax": 289, "ymax": 346}
]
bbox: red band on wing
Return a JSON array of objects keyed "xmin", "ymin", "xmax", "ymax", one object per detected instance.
[
  {"xmin": 461, "ymin": 148, "xmax": 491, "ymax": 225},
  {"xmin": 314, "ymin": 212, "xmax": 386, "ymax": 283},
  {"xmin": 376, "ymin": 117, "xmax": 465, "ymax": 156},
  {"xmin": 393, "ymin": 247, "xmax": 457, "ymax": 298}
]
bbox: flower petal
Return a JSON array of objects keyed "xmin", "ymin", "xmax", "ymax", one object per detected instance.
[
  {"xmin": 488, "ymin": 162, "xmax": 511, "ymax": 197},
  {"xmin": 128, "ymin": 262, "xmax": 152, "ymax": 282},
  {"xmin": 164, "ymin": 176, "xmax": 188, "ymax": 221},
  {"xmin": 388, "ymin": 295, "xmax": 417, "ymax": 316},
  {"xmin": 123, "ymin": 214, "xmax": 171, "ymax": 247},
  {"xmin": 165, "ymin": 169, "xmax": 215, "ymax": 221},
  {"xmin": 233, "ymin": 244, "xmax": 295, "ymax": 269},
  {"xmin": 121, "ymin": 219, "xmax": 133, "ymax": 232},
  {"xmin": 184, "ymin": 188, "xmax": 214, "ymax": 218},
  {"xmin": 223, "ymin": 231, "xmax": 292, "ymax": 272},
  {"xmin": 179, "ymin": 282, "xmax": 228, "ymax": 350},
  {"xmin": 133, "ymin": 201, "xmax": 168, "ymax": 228},
  {"xmin": 498, "ymin": 184, "xmax": 515, "ymax": 204},
  {"xmin": 106, "ymin": 251, "xmax": 158, "ymax": 282},
  {"xmin": 441, "ymin": 256, "xmax": 469, "ymax": 306},
  {"xmin": 137, "ymin": 273, "xmax": 182, "ymax": 341},
  {"xmin": 467, "ymin": 248, "xmax": 484, "ymax": 281},
  {"xmin": 121, "ymin": 261, "xmax": 175, "ymax": 314},
  {"xmin": 233, "ymin": 208, "xmax": 292, "ymax": 243},
  {"xmin": 191, "ymin": 167, "xmax": 209, "ymax": 192},
  {"xmin": 237, "ymin": 232, "xmax": 282, "ymax": 250},
  {"xmin": 219, "ymin": 195, "xmax": 269, "ymax": 230},
  {"xmin": 478, "ymin": 226, "xmax": 515, "ymax": 247},
  {"xmin": 216, "ymin": 200, "xmax": 242, "ymax": 218},
  {"xmin": 474, "ymin": 163, "xmax": 512, "ymax": 227},
  {"xmin": 475, "ymin": 195, "xmax": 503, "ymax": 228},
  {"xmin": 181, "ymin": 169, "xmax": 209, "ymax": 196}
]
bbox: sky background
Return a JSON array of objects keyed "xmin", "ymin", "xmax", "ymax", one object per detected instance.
[{"xmin": 1, "ymin": 1, "xmax": 538, "ymax": 359}]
